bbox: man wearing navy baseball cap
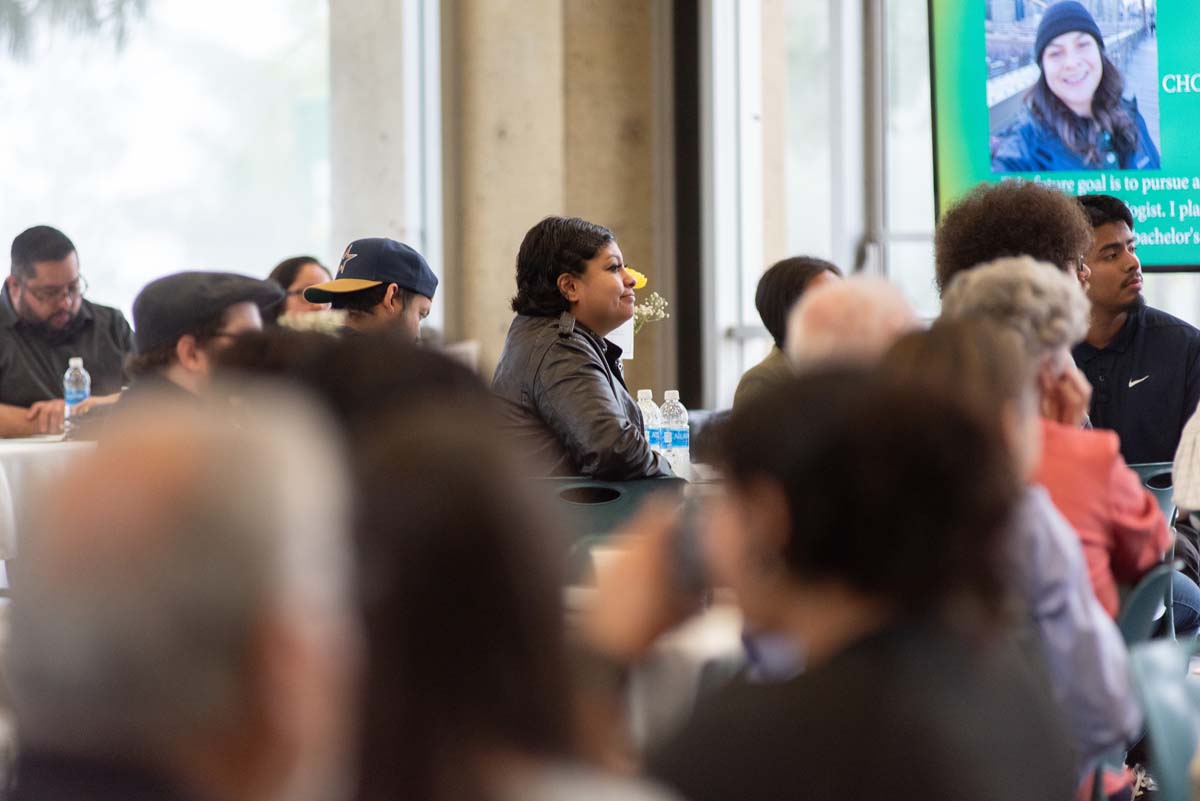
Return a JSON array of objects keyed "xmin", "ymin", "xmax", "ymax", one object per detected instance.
[{"xmin": 304, "ymin": 238, "xmax": 438, "ymax": 342}]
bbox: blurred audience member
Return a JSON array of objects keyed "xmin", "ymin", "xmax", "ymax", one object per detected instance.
[
  {"xmin": 881, "ymin": 319, "xmax": 1143, "ymax": 792},
  {"xmin": 492, "ymin": 216, "xmax": 670, "ymax": 479},
  {"xmin": 352, "ymin": 403, "xmax": 676, "ymax": 801},
  {"xmin": 941, "ymin": 256, "xmax": 1178, "ymax": 625},
  {"xmin": 732, "ymin": 256, "xmax": 841, "ymax": 410},
  {"xmin": 303, "ymin": 239, "xmax": 437, "ymax": 343},
  {"xmin": 267, "ymin": 256, "xmax": 332, "ymax": 323},
  {"xmin": 0, "ymin": 226, "xmax": 132, "ymax": 436},
  {"xmin": 587, "ymin": 370, "xmax": 1075, "ymax": 800},
  {"xmin": 122, "ymin": 272, "xmax": 282, "ymax": 403},
  {"xmin": 784, "ymin": 276, "xmax": 919, "ymax": 368},
  {"xmin": 214, "ymin": 328, "xmax": 489, "ymax": 448},
  {"xmin": 934, "ymin": 179, "xmax": 1093, "ymax": 295},
  {"xmin": 6, "ymin": 395, "xmax": 359, "ymax": 801}
]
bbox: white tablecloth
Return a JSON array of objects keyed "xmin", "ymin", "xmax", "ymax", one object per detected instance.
[{"xmin": 0, "ymin": 438, "xmax": 95, "ymax": 558}]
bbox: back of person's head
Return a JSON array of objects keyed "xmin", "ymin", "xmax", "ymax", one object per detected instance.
[
  {"xmin": 1077, "ymin": 193, "xmax": 1135, "ymax": 230},
  {"xmin": 881, "ymin": 320, "xmax": 1041, "ymax": 481},
  {"xmin": 754, "ymin": 256, "xmax": 842, "ymax": 349},
  {"xmin": 720, "ymin": 368, "xmax": 1018, "ymax": 622},
  {"xmin": 214, "ymin": 329, "xmax": 492, "ymax": 443},
  {"xmin": 8, "ymin": 393, "xmax": 356, "ymax": 792},
  {"xmin": 510, "ymin": 216, "xmax": 615, "ymax": 317},
  {"xmin": 785, "ymin": 276, "xmax": 918, "ymax": 367},
  {"xmin": 11, "ymin": 225, "xmax": 76, "ymax": 279},
  {"xmin": 882, "ymin": 319, "xmax": 1034, "ymax": 423},
  {"xmin": 939, "ymin": 255, "xmax": 1090, "ymax": 361},
  {"xmin": 353, "ymin": 404, "xmax": 571, "ymax": 801},
  {"xmin": 935, "ymin": 181, "xmax": 1092, "ymax": 293}
]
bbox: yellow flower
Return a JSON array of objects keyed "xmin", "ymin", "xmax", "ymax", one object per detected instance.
[{"xmin": 626, "ymin": 267, "xmax": 648, "ymax": 290}]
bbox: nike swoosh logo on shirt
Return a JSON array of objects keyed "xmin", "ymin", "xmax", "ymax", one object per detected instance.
[{"xmin": 1129, "ymin": 375, "xmax": 1150, "ymax": 388}]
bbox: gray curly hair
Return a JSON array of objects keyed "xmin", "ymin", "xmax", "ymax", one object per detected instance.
[{"xmin": 939, "ymin": 256, "xmax": 1090, "ymax": 360}]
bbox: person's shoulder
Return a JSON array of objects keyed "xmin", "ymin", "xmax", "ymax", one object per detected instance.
[
  {"xmin": 1041, "ymin": 417, "xmax": 1122, "ymax": 463},
  {"xmin": 1141, "ymin": 305, "xmax": 1200, "ymax": 339},
  {"xmin": 84, "ymin": 300, "xmax": 132, "ymax": 330}
]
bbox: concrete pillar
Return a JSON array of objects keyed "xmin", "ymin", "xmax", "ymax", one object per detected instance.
[
  {"xmin": 329, "ymin": 0, "xmax": 410, "ymax": 252},
  {"xmin": 563, "ymin": 0, "xmax": 660, "ymax": 392},
  {"xmin": 761, "ymin": 0, "xmax": 789, "ymax": 269}
]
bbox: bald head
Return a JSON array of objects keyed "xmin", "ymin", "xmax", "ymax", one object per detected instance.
[
  {"xmin": 785, "ymin": 276, "xmax": 921, "ymax": 368},
  {"xmin": 8, "ymin": 392, "xmax": 355, "ymax": 797}
]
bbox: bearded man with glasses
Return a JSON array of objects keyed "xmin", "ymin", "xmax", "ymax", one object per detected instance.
[{"xmin": 0, "ymin": 226, "xmax": 133, "ymax": 436}]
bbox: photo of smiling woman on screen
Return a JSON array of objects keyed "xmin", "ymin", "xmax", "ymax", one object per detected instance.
[{"xmin": 992, "ymin": 1, "xmax": 1159, "ymax": 173}]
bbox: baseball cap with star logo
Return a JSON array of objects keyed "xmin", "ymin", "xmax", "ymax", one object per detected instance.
[{"xmin": 303, "ymin": 238, "xmax": 438, "ymax": 304}]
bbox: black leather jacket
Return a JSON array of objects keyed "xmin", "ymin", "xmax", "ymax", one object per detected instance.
[{"xmin": 491, "ymin": 312, "xmax": 672, "ymax": 479}]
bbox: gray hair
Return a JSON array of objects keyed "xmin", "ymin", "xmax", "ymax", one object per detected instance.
[
  {"xmin": 6, "ymin": 387, "xmax": 353, "ymax": 761},
  {"xmin": 939, "ymin": 256, "xmax": 1090, "ymax": 360},
  {"xmin": 786, "ymin": 276, "xmax": 921, "ymax": 367}
]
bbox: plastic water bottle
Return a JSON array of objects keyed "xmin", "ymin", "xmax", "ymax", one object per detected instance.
[
  {"xmin": 637, "ymin": 389, "xmax": 662, "ymax": 453},
  {"xmin": 661, "ymin": 390, "xmax": 691, "ymax": 479},
  {"xmin": 63, "ymin": 357, "xmax": 90, "ymax": 435}
]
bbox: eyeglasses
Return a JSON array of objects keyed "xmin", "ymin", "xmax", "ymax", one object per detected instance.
[{"xmin": 23, "ymin": 276, "xmax": 88, "ymax": 303}]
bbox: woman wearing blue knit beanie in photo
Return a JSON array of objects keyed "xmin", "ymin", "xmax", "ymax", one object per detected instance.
[{"xmin": 992, "ymin": 1, "xmax": 1160, "ymax": 173}]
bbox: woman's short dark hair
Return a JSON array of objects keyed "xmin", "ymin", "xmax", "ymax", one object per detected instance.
[
  {"xmin": 354, "ymin": 404, "xmax": 572, "ymax": 801},
  {"xmin": 719, "ymin": 367, "xmax": 1018, "ymax": 623},
  {"xmin": 935, "ymin": 180, "xmax": 1092, "ymax": 294},
  {"xmin": 1027, "ymin": 51, "xmax": 1138, "ymax": 169},
  {"xmin": 267, "ymin": 256, "xmax": 328, "ymax": 291},
  {"xmin": 755, "ymin": 257, "xmax": 842, "ymax": 348},
  {"xmin": 510, "ymin": 216, "xmax": 615, "ymax": 317}
]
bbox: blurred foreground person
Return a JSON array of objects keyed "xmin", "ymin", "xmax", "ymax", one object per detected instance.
[
  {"xmin": 882, "ymin": 320, "xmax": 1142, "ymax": 796},
  {"xmin": 352, "ymin": 403, "xmax": 676, "ymax": 801},
  {"xmin": 784, "ymin": 276, "xmax": 919, "ymax": 368},
  {"xmin": 585, "ymin": 370, "xmax": 1076, "ymax": 801},
  {"xmin": 732, "ymin": 256, "xmax": 840, "ymax": 410},
  {"xmin": 5, "ymin": 394, "xmax": 359, "ymax": 801}
]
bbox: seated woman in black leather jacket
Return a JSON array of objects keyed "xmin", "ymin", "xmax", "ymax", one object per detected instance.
[{"xmin": 491, "ymin": 216, "xmax": 672, "ymax": 479}]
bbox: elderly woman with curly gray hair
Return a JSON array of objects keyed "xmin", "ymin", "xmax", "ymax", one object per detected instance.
[{"xmin": 940, "ymin": 255, "xmax": 1197, "ymax": 634}]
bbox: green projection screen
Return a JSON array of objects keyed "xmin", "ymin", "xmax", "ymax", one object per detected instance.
[{"xmin": 928, "ymin": 0, "xmax": 1200, "ymax": 271}]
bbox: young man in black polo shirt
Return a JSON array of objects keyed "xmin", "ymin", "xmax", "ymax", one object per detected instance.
[
  {"xmin": 1073, "ymin": 194, "xmax": 1200, "ymax": 464},
  {"xmin": 0, "ymin": 227, "xmax": 133, "ymax": 436}
]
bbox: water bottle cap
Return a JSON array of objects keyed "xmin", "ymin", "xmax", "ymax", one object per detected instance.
[
  {"xmin": 637, "ymin": 389, "xmax": 653, "ymax": 400},
  {"xmin": 68, "ymin": 357, "xmax": 83, "ymax": 368},
  {"xmin": 664, "ymin": 390, "xmax": 680, "ymax": 401}
]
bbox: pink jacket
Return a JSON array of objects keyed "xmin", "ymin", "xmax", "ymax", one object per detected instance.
[{"xmin": 1034, "ymin": 418, "xmax": 1170, "ymax": 618}]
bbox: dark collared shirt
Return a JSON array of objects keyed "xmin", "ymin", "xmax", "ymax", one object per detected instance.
[
  {"xmin": 0, "ymin": 287, "xmax": 133, "ymax": 408},
  {"xmin": 1072, "ymin": 305, "xmax": 1200, "ymax": 465}
]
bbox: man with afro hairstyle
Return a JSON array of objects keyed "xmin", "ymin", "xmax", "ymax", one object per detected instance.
[{"xmin": 934, "ymin": 180, "xmax": 1093, "ymax": 295}]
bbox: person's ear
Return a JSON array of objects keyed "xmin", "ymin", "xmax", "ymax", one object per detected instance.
[
  {"xmin": 6, "ymin": 276, "xmax": 19, "ymax": 297},
  {"xmin": 557, "ymin": 273, "xmax": 580, "ymax": 303},
  {"xmin": 175, "ymin": 334, "xmax": 205, "ymax": 373},
  {"xmin": 383, "ymin": 283, "xmax": 401, "ymax": 314}
]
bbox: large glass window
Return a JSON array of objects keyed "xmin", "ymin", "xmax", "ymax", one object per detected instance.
[{"xmin": 0, "ymin": 0, "xmax": 330, "ymax": 317}]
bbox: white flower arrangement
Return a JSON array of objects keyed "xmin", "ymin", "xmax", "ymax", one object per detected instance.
[{"xmin": 634, "ymin": 291, "xmax": 670, "ymax": 335}]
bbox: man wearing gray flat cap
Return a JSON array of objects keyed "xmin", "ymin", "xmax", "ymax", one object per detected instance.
[{"xmin": 122, "ymin": 271, "xmax": 284, "ymax": 400}]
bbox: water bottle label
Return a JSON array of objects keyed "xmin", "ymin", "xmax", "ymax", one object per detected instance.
[
  {"xmin": 648, "ymin": 427, "xmax": 662, "ymax": 449},
  {"xmin": 65, "ymin": 389, "xmax": 88, "ymax": 406},
  {"xmin": 663, "ymin": 427, "xmax": 689, "ymax": 449}
]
